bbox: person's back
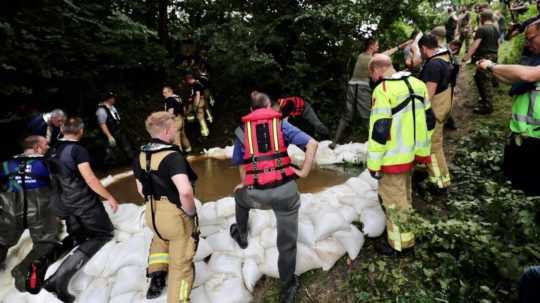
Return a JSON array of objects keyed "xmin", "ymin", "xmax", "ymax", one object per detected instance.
[
  {"xmin": 350, "ymin": 52, "xmax": 372, "ymax": 82},
  {"xmin": 474, "ymin": 23, "xmax": 500, "ymax": 60}
]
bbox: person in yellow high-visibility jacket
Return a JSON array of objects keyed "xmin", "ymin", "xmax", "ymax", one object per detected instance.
[{"xmin": 367, "ymin": 54, "xmax": 435, "ymax": 253}]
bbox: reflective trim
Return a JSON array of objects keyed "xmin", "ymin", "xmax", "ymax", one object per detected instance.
[
  {"xmin": 371, "ymin": 107, "xmax": 392, "ymax": 116},
  {"xmin": 148, "ymin": 253, "xmax": 169, "ymax": 265},
  {"xmin": 246, "ymin": 121, "xmax": 254, "ymax": 155},
  {"xmin": 179, "ymin": 280, "xmax": 189, "ymax": 302},
  {"xmin": 512, "ymin": 114, "xmax": 540, "ymax": 126},
  {"xmin": 272, "ymin": 118, "xmax": 279, "ymax": 152}
]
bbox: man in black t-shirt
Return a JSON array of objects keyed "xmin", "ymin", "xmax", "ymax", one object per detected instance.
[
  {"xmin": 163, "ymin": 86, "xmax": 192, "ymax": 152},
  {"xmin": 132, "ymin": 112, "xmax": 197, "ymax": 301},
  {"xmin": 464, "ymin": 10, "xmax": 500, "ymax": 114},
  {"xmin": 419, "ymin": 34, "xmax": 454, "ymax": 192},
  {"xmin": 42, "ymin": 117, "xmax": 118, "ymax": 303}
]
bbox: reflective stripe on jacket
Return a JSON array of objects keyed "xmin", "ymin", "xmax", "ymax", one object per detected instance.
[{"xmin": 510, "ymin": 83, "xmax": 540, "ymax": 139}]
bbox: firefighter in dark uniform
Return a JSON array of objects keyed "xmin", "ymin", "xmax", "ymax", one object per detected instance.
[
  {"xmin": 96, "ymin": 92, "xmax": 134, "ymax": 165},
  {"xmin": 272, "ymin": 94, "xmax": 330, "ymax": 139},
  {"xmin": 133, "ymin": 112, "xmax": 198, "ymax": 303},
  {"xmin": 0, "ymin": 136, "xmax": 59, "ymax": 293},
  {"xmin": 183, "ymin": 73, "xmax": 212, "ymax": 138},
  {"xmin": 230, "ymin": 93, "xmax": 318, "ymax": 303},
  {"xmin": 163, "ymin": 86, "xmax": 192, "ymax": 153},
  {"xmin": 42, "ymin": 117, "xmax": 118, "ymax": 303}
]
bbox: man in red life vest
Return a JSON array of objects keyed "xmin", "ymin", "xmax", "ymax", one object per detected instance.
[
  {"xmin": 230, "ymin": 93, "xmax": 318, "ymax": 303},
  {"xmin": 272, "ymin": 94, "xmax": 329, "ymax": 139}
]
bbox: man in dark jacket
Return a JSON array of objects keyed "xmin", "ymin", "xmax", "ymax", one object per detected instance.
[{"xmin": 27, "ymin": 109, "xmax": 65, "ymax": 145}]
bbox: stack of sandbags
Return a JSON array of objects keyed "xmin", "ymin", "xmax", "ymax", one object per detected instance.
[
  {"xmin": 1, "ymin": 166, "xmax": 384, "ymax": 303},
  {"xmin": 204, "ymin": 141, "xmax": 367, "ymax": 166}
]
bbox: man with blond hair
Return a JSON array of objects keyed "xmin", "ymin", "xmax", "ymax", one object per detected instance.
[{"xmin": 133, "ymin": 111, "xmax": 198, "ymax": 302}]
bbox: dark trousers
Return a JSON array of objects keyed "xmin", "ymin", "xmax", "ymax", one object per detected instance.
[
  {"xmin": 474, "ymin": 54, "xmax": 498, "ymax": 109},
  {"xmin": 104, "ymin": 130, "xmax": 134, "ymax": 165},
  {"xmin": 301, "ymin": 102, "xmax": 329, "ymax": 138},
  {"xmin": 64, "ymin": 203, "xmax": 114, "ymax": 256},
  {"xmin": 503, "ymin": 134, "xmax": 540, "ymax": 196},
  {"xmin": 234, "ymin": 181, "xmax": 300, "ymax": 284}
]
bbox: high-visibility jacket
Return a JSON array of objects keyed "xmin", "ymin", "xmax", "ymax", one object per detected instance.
[
  {"xmin": 278, "ymin": 96, "xmax": 305, "ymax": 117},
  {"xmin": 367, "ymin": 72, "xmax": 435, "ymax": 174},
  {"xmin": 241, "ymin": 108, "xmax": 296, "ymax": 188},
  {"xmin": 510, "ymin": 82, "xmax": 540, "ymax": 139}
]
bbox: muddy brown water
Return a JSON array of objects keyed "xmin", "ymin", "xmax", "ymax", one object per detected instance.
[{"xmin": 107, "ymin": 158, "xmax": 361, "ymax": 203}]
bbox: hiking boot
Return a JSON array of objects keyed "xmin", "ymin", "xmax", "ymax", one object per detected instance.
[
  {"xmin": 229, "ymin": 224, "xmax": 248, "ymax": 249},
  {"xmin": 146, "ymin": 271, "xmax": 168, "ymax": 300},
  {"xmin": 280, "ymin": 275, "xmax": 300, "ymax": 303},
  {"xmin": 375, "ymin": 239, "xmax": 397, "ymax": 256},
  {"xmin": 444, "ymin": 116, "xmax": 458, "ymax": 131}
]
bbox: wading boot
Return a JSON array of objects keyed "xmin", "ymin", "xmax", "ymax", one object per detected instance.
[
  {"xmin": 44, "ymin": 250, "xmax": 89, "ymax": 303},
  {"xmin": 230, "ymin": 224, "xmax": 248, "ymax": 249},
  {"xmin": 199, "ymin": 119, "xmax": 210, "ymax": 137},
  {"xmin": 280, "ymin": 275, "xmax": 300, "ymax": 303},
  {"xmin": 146, "ymin": 271, "xmax": 168, "ymax": 299},
  {"xmin": 330, "ymin": 120, "xmax": 348, "ymax": 149}
]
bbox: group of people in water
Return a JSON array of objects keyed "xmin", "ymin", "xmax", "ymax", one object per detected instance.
[{"xmin": 2, "ymin": 1, "xmax": 540, "ymax": 303}]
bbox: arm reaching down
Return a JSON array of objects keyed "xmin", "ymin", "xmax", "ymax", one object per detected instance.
[
  {"xmin": 171, "ymin": 173, "xmax": 195, "ymax": 216},
  {"xmin": 293, "ymin": 139, "xmax": 318, "ymax": 178},
  {"xmin": 78, "ymin": 162, "xmax": 119, "ymax": 212}
]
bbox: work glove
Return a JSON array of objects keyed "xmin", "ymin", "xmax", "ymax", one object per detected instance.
[
  {"xmin": 108, "ymin": 136, "xmax": 117, "ymax": 148},
  {"xmin": 369, "ymin": 170, "xmax": 381, "ymax": 180}
]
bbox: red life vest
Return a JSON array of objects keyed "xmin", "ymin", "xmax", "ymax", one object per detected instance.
[
  {"xmin": 241, "ymin": 108, "xmax": 296, "ymax": 188},
  {"xmin": 278, "ymin": 96, "xmax": 305, "ymax": 117}
]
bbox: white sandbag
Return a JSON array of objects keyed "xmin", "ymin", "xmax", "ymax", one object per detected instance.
[
  {"xmin": 194, "ymin": 262, "xmax": 214, "ymax": 288},
  {"xmin": 287, "ymin": 145, "xmax": 305, "ymax": 163},
  {"xmin": 315, "ymin": 146, "xmax": 338, "ymax": 165},
  {"xmin": 200, "ymin": 224, "xmax": 223, "ymax": 237},
  {"xmin": 83, "ymin": 241, "xmax": 116, "ymax": 277},
  {"xmin": 338, "ymin": 205, "xmax": 358, "ymax": 224},
  {"xmin": 242, "ymin": 258, "xmax": 263, "ymax": 292},
  {"xmin": 114, "ymin": 230, "xmax": 132, "ymax": 242},
  {"xmin": 207, "ymin": 230, "xmax": 236, "ymax": 253},
  {"xmin": 69, "ymin": 270, "xmax": 94, "ymax": 295},
  {"xmin": 345, "ymin": 177, "xmax": 372, "ymax": 196},
  {"xmin": 337, "ymin": 150, "xmax": 360, "ymax": 164},
  {"xmin": 248, "ymin": 210, "xmax": 274, "ymax": 236},
  {"xmin": 191, "ymin": 286, "xmax": 211, "ymax": 303},
  {"xmin": 77, "ymin": 278, "xmax": 112, "ymax": 303},
  {"xmin": 110, "ymin": 265, "xmax": 146, "ymax": 297},
  {"xmin": 333, "ymin": 225, "xmax": 365, "ymax": 260},
  {"xmin": 109, "ymin": 292, "xmax": 138, "ymax": 303},
  {"xmin": 102, "ymin": 235, "xmax": 147, "ymax": 276},
  {"xmin": 309, "ymin": 211, "xmax": 349, "ymax": 241},
  {"xmin": 208, "ymin": 254, "xmax": 242, "ymax": 278},
  {"xmin": 216, "ymin": 197, "xmax": 235, "ymax": 218},
  {"xmin": 295, "ymin": 243, "xmax": 323, "ymax": 275},
  {"xmin": 361, "ymin": 206, "xmax": 386, "ymax": 238},
  {"xmin": 0, "ymin": 289, "xmax": 27, "ymax": 303},
  {"xmin": 194, "ymin": 238, "xmax": 213, "ymax": 262},
  {"xmin": 242, "ymin": 239, "xmax": 265, "ymax": 264},
  {"xmin": 109, "ymin": 204, "xmax": 145, "ymax": 234},
  {"xmin": 205, "ymin": 275, "xmax": 252, "ymax": 303},
  {"xmin": 198, "ymin": 202, "xmax": 221, "ymax": 226},
  {"xmin": 359, "ymin": 170, "xmax": 378, "ymax": 189},
  {"xmin": 259, "ymin": 248, "xmax": 279, "ymax": 278},
  {"xmin": 298, "ymin": 218, "xmax": 316, "ymax": 247},
  {"xmin": 205, "ymin": 147, "xmax": 229, "ymax": 160},
  {"xmin": 314, "ymin": 238, "xmax": 347, "ymax": 271},
  {"xmin": 260, "ymin": 228, "xmax": 277, "ymax": 249}
]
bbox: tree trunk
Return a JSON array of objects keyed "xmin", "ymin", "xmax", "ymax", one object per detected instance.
[{"xmin": 158, "ymin": 0, "xmax": 169, "ymax": 49}]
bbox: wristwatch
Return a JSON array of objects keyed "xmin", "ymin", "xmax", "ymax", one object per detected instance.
[{"xmin": 486, "ymin": 62, "xmax": 497, "ymax": 72}]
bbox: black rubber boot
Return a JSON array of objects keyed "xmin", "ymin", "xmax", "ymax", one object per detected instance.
[
  {"xmin": 230, "ymin": 224, "xmax": 248, "ymax": 249},
  {"xmin": 146, "ymin": 270, "xmax": 168, "ymax": 299},
  {"xmin": 44, "ymin": 250, "xmax": 89, "ymax": 303},
  {"xmin": 280, "ymin": 275, "xmax": 300, "ymax": 303}
]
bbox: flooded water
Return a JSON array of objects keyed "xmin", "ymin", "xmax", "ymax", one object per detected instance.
[{"xmin": 107, "ymin": 158, "xmax": 361, "ymax": 203}]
